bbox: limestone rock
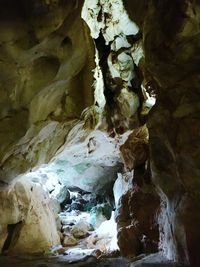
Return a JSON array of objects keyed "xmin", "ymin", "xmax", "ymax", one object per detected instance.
[
  {"xmin": 71, "ymin": 221, "xmax": 91, "ymax": 239},
  {"xmin": 51, "ymin": 245, "xmax": 66, "ymax": 255},
  {"xmin": 63, "ymin": 234, "xmax": 77, "ymax": 247},
  {"xmin": 50, "ymin": 185, "xmax": 70, "ymax": 205},
  {"xmin": 31, "ymin": 129, "xmax": 123, "ymax": 195},
  {"xmin": 0, "ymin": 0, "xmax": 95, "ymax": 183},
  {"xmin": 87, "ymin": 212, "xmax": 118, "ymax": 252},
  {"xmin": 113, "ymin": 172, "xmax": 132, "ymax": 209},
  {"xmin": 0, "ymin": 177, "xmax": 60, "ymax": 255},
  {"xmin": 120, "ymin": 125, "xmax": 149, "ymax": 171},
  {"xmin": 124, "ymin": 0, "xmax": 200, "ymax": 265}
]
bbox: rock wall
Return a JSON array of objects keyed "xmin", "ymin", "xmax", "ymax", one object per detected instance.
[
  {"xmin": 124, "ymin": 0, "xmax": 200, "ymax": 266},
  {"xmin": 0, "ymin": 0, "xmax": 199, "ymax": 265},
  {"xmin": 0, "ymin": 0, "xmax": 95, "ymax": 183}
]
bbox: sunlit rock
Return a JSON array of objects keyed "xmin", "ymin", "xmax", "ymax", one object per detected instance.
[
  {"xmin": 82, "ymin": 0, "xmax": 142, "ymax": 131},
  {"xmin": 30, "ymin": 128, "xmax": 122, "ymax": 195},
  {"xmin": 0, "ymin": 0, "xmax": 95, "ymax": 183},
  {"xmin": 87, "ymin": 212, "xmax": 119, "ymax": 252},
  {"xmin": 113, "ymin": 172, "xmax": 132, "ymax": 209},
  {"xmin": 88, "ymin": 203, "xmax": 112, "ymax": 228},
  {"xmin": 82, "ymin": 0, "xmax": 138, "ymax": 43},
  {"xmin": 0, "ymin": 177, "xmax": 60, "ymax": 255},
  {"xmin": 120, "ymin": 125, "xmax": 149, "ymax": 171},
  {"xmin": 71, "ymin": 220, "xmax": 92, "ymax": 239}
]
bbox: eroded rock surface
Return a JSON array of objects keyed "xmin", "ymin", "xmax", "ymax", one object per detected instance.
[
  {"xmin": 0, "ymin": 0, "xmax": 95, "ymax": 183},
  {"xmin": 124, "ymin": 1, "xmax": 200, "ymax": 266},
  {"xmin": 0, "ymin": 176, "xmax": 60, "ymax": 255}
]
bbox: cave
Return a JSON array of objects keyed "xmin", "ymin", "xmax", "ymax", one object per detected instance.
[{"xmin": 0, "ymin": 0, "xmax": 199, "ymax": 267}]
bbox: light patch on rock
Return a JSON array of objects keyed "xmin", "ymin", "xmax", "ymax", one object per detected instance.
[
  {"xmin": 81, "ymin": 0, "xmax": 139, "ymax": 44},
  {"xmin": 141, "ymin": 84, "xmax": 156, "ymax": 115},
  {"xmin": 0, "ymin": 176, "xmax": 60, "ymax": 255},
  {"xmin": 117, "ymin": 88, "xmax": 140, "ymax": 117},
  {"xmin": 27, "ymin": 128, "xmax": 122, "ymax": 195},
  {"xmin": 113, "ymin": 172, "xmax": 132, "ymax": 209},
  {"xmin": 71, "ymin": 220, "xmax": 92, "ymax": 239},
  {"xmin": 87, "ymin": 211, "xmax": 118, "ymax": 252},
  {"xmin": 93, "ymin": 48, "xmax": 106, "ymax": 109},
  {"xmin": 82, "ymin": 0, "xmax": 141, "ymax": 120},
  {"xmin": 131, "ymin": 40, "xmax": 144, "ymax": 66}
]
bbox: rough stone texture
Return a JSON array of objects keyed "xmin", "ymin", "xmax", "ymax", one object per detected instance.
[
  {"xmin": 63, "ymin": 234, "xmax": 77, "ymax": 247},
  {"xmin": 117, "ymin": 185, "xmax": 160, "ymax": 257},
  {"xmin": 120, "ymin": 125, "xmax": 149, "ymax": 171},
  {"xmin": 0, "ymin": 0, "xmax": 95, "ymax": 183},
  {"xmin": 0, "ymin": 177, "xmax": 60, "ymax": 255},
  {"xmin": 0, "ymin": 0, "xmax": 199, "ymax": 265},
  {"xmin": 28, "ymin": 128, "xmax": 123, "ymax": 196},
  {"xmin": 82, "ymin": 0, "xmax": 142, "ymax": 133},
  {"xmin": 71, "ymin": 221, "xmax": 91, "ymax": 239},
  {"xmin": 124, "ymin": 1, "xmax": 200, "ymax": 266}
]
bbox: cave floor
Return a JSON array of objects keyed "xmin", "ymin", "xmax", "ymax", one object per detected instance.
[{"xmin": 0, "ymin": 254, "xmax": 188, "ymax": 267}]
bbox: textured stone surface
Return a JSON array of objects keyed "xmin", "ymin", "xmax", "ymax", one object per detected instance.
[
  {"xmin": 0, "ymin": 0, "xmax": 199, "ymax": 265},
  {"xmin": 120, "ymin": 125, "xmax": 149, "ymax": 171},
  {"xmin": 124, "ymin": 1, "xmax": 200, "ymax": 266},
  {"xmin": 27, "ymin": 128, "xmax": 123, "ymax": 196},
  {"xmin": 82, "ymin": 0, "xmax": 142, "ymax": 133},
  {"xmin": 63, "ymin": 234, "xmax": 77, "ymax": 247},
  {"xmin": 117, "ymin": 185, "xmax": 160, "ymax": 257},
  {"xmin": 0, "ymin": 177, "xmax": 60, "ymax": 255},
  {"xmin": 0, "ymin": 0, "xmax": 95, "ymax": 183}
]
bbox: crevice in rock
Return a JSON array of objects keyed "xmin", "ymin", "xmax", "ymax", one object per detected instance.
[{"xmin": 1, "ymin": 221, "xmax": 23, "ymax": 255}]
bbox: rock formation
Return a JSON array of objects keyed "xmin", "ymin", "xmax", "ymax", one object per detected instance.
[
  {"xmin": 0, "ymin": 0, "xmax": 199, "ymax": 266},
  {"xmin": 123, "ymin": 0, "xmax": 200, "ymax": 266}
]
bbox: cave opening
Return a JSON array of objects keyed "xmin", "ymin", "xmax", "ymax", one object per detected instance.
[
  {"xmin": 0, "ymin": 0, "xmax": 158, "ymax": 262},
  {"xmin": 1, "ymin": 0, "xmax": 199, "ymax": 266}
]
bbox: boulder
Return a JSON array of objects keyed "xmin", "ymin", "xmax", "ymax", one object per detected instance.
[
  {"xmin": 0, "ymin": 177, "xmax": 60, "ymax": 255},
  {"xmin": 71, "ymin": 221, "xmax": 92, "ymax": 239},
  {"xmin": 63, "ymin": 234, "xmax": 77, "ymax": 247},
  {"xmin": 50, "ymin": 185, "xmax": 70, "ymax": 205}
]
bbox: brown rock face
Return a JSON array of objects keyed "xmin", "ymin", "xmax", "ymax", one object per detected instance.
[
  {"xmin": 124, "ymin": 0, "xmax": 200, "ymax": 266},
  {"xmin": 117, "ymin": 186, "xmax": 160, "ymax": 257},
  {"xmin": 120, "ymin": 125, "xmax": 149, "ymax": 172}
]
